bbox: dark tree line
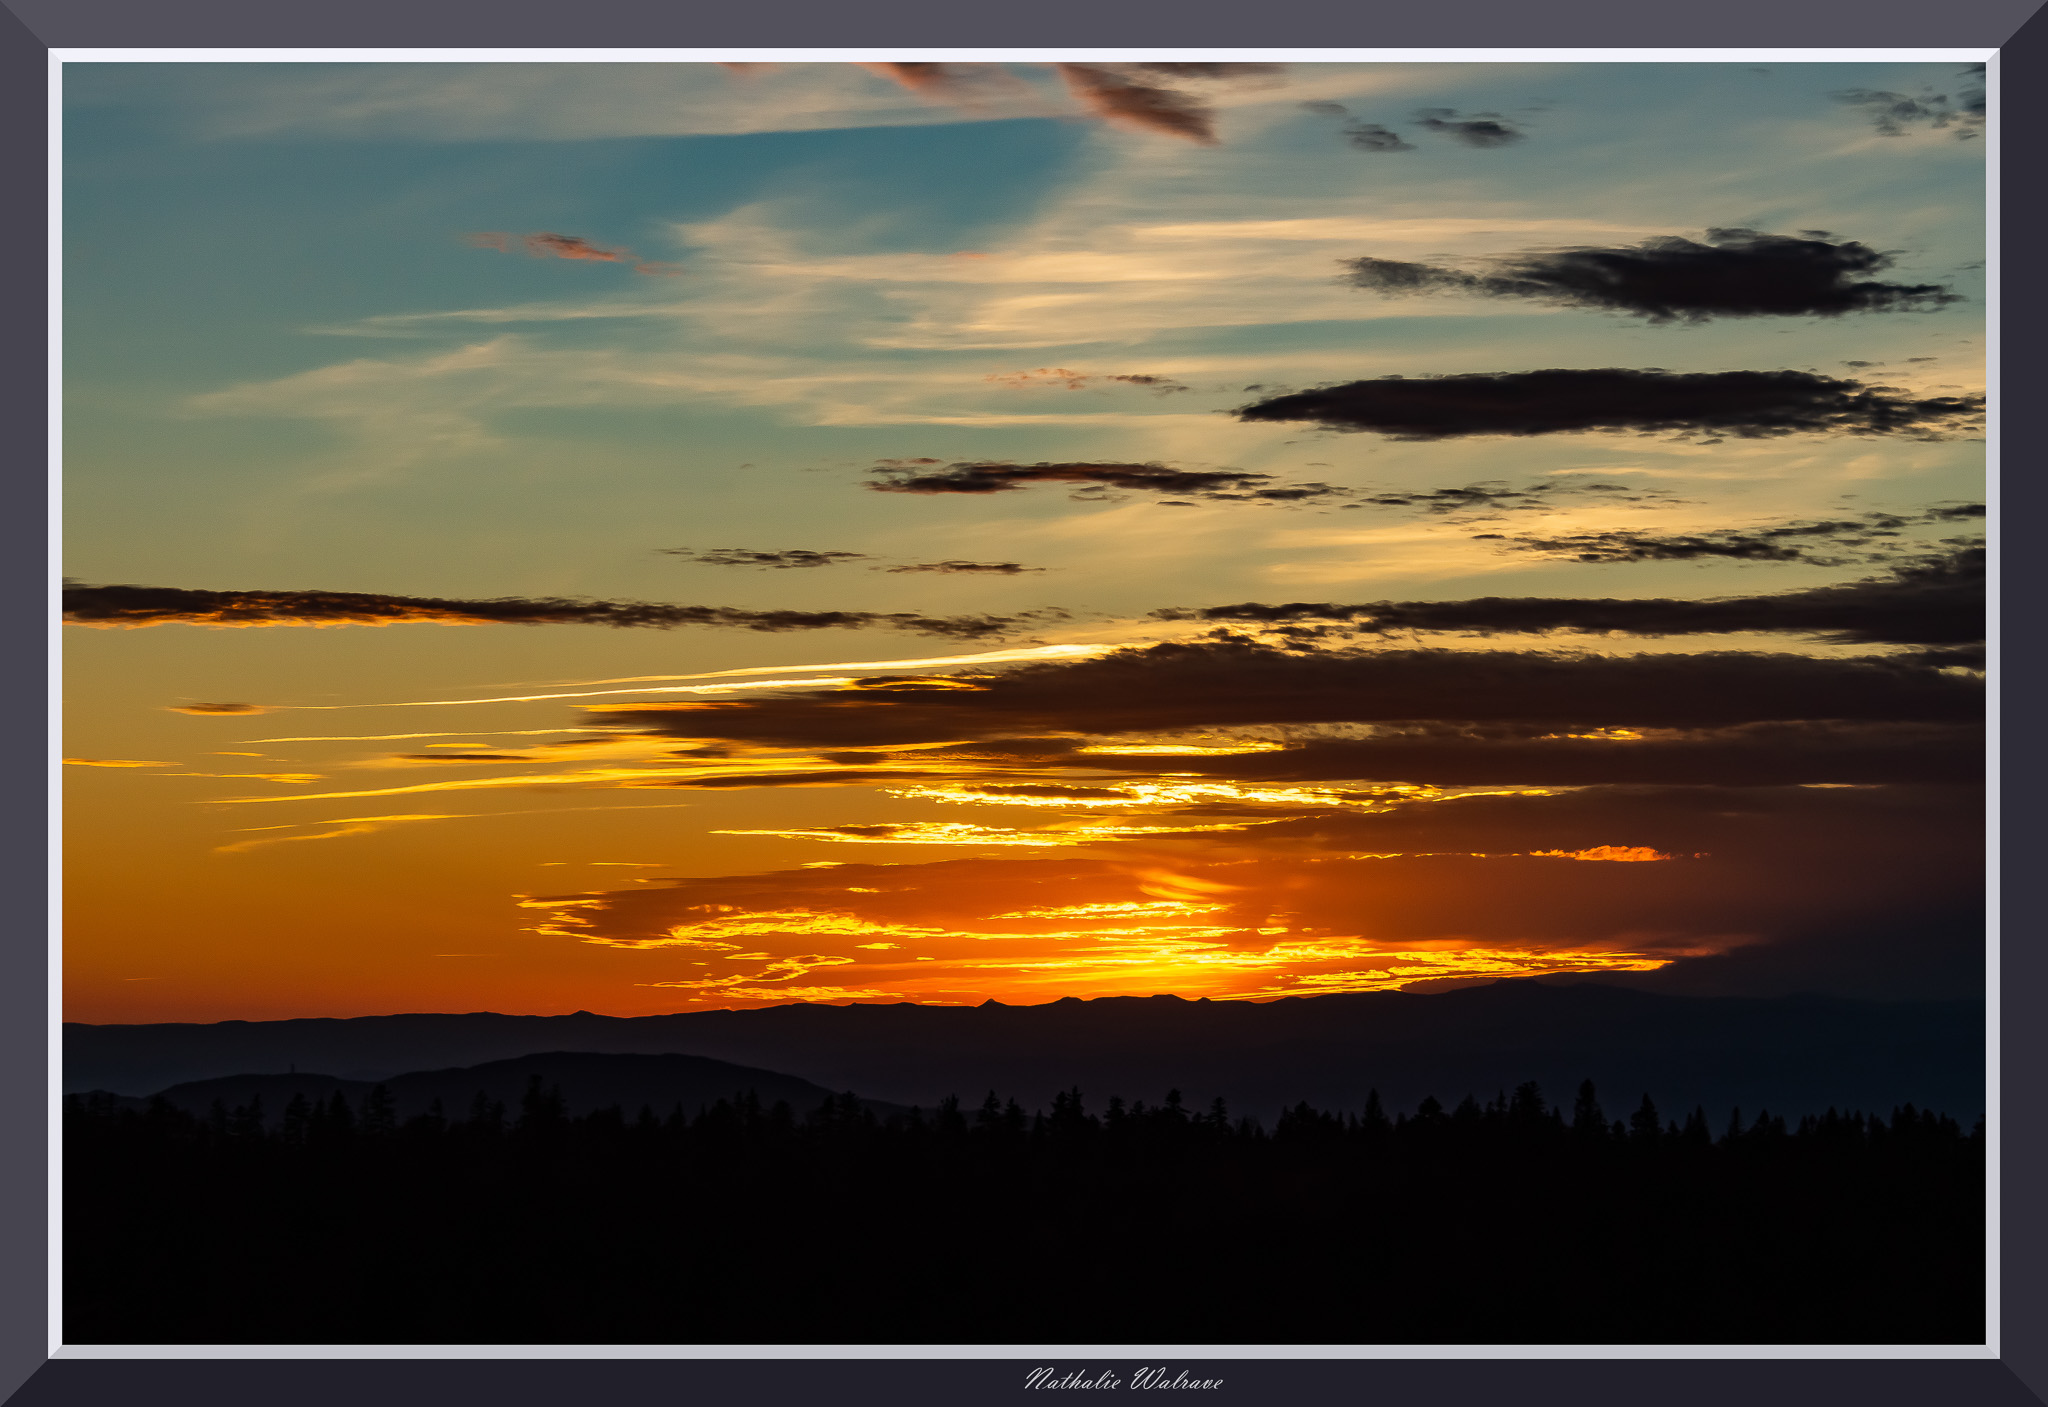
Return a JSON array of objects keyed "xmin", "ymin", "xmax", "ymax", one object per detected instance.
[{"xmin": 65, "ymin": 1079, "xmax": 1982, "ymax": 1346}]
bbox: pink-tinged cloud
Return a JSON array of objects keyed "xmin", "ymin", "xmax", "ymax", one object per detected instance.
[
  {"xmin": 858, "ymin": 62, "xmax": 982, "ymax": 100},
  {"xmin": 851, "ymin": 61, "xmax": 1276, "ymax": 144},
  {"xmin": 522, "ymin": 232, "xmax": 630, "ymax": 263},
  {"xmin": 466, "ymin": 231, "xmax": 679, "ymax": 277},
  {"xmin": 1055, "ymin": 64, "xmax": 1219, "ymax": 145}
]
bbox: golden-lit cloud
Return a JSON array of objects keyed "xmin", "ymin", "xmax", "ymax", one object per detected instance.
[
  {"xmin": 155, "ymin": 771, "xmax": 325, "ymax": 784},
  {"xmin": 535, "ymin": 859, "xmax": 1682, "ymax": 1004},
  {"xmin": 522, "ymin": 903, "xmax": 947, "ymax": 950},
  {"xmin": 167, "ymin": 702, "xmax": 266, "ymax": 715},
  {"xmin": 246, "ymin": 728, "xmax": 610, "ymax": 742},
  {"xmin": 64, "ymin": 758, "xmax": 169, "ymax": 768},
  {"xmin": 1075, "ymin": 741, "xmax": 1288, "ymax": 757},
  {"xmin": 497, "ymin": 775, "xmax": 1978, "ymax": 1006},
  {"xmin": 214, "ymin": 812, "xmax": 461, "ymax": 853},
  {"xmin": 1232, "ymin": 947, "xmax": 1671, "ymax": 997},
  {"xmin": 213, "ymin": 803, "xmax": 700, "ymax": 854},
  {"xmin": 1532, "ymin": 845, "xmax": 1674, "ymax": 862},
  {"xmin": 646, "ymin": 953, "xmax": 857, "ymax": 988},
  {"xmin": 1129, "ymin": 868, "xmax": 1245, "ymax": 903},
  {"xmin": 641, "ymin": 983, "xmax": 906, "ymax": 1000},
  {"xmin": 989, "ymin": 900, "xmax": 1228, "ymax": 920},
  {"xmin": 889, "ymin": 779, "xmax": 1432, "ymax": 811},
  {"xmin": 204, "ymin": 755, "xmax": 942, "ymax": 805},
  {"xmin": 214, "ymin": 822, "xmax": 390, "ymax": 853},
  {"xmin": 281, "ymin": 675, "xmax": 867, "ymax": 711},
  {"xmin": 539, "ymin": 643, "xmax": 1111, "ymax": 688},
  {"xmin": 712, "ymin": 820, "xmax": 1273, "ymax": 847}
]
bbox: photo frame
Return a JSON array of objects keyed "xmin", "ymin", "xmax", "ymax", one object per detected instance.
[{"xmin": 13, "ymin": 3, "xmax": 2041, "ymax": 1403}]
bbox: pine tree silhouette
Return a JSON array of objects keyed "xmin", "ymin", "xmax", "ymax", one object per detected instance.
[
  {"xmin": 1630, "ymin": 1094, "xmax": 1662, "ymax": 1147},
  {"xmin": 1572, "ymin": 1080, "xmax": 1607, "ymax": 1141}
]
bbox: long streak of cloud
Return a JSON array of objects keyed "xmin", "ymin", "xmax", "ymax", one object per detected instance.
[
  {"xmin": 1236, "ymin": 369, "xmax": 1984, "ymax": 441},
  {"xmin": 63, "ymin": 584, "xmax": 1046, "ymax": 640},
  {"xmin": 1156, "ymin": 547, "xmax": 1984, "ymax": 647}
]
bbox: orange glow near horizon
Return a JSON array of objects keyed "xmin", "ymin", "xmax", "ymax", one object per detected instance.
[
  {"xmin": 66, "ymin": 644, "xmax": 1945, "ymax": 1025},
  {"xmin": 506, "ymin": 853, "xmax": 1696, "ymax": 1009}
]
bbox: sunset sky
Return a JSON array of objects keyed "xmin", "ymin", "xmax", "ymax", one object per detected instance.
[{"xmin": 62, "ymin": 58, "xmax": 1987, "ymax": 1023}]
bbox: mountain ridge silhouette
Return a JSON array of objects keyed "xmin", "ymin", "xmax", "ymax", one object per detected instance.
[
  {"xmin": 67, "ymin": 980, "xmax": 1983, "ymax": 1122},
  {"xmin": 76, "ymin": 1049, "xmax": 909, "ymax": 1127}
]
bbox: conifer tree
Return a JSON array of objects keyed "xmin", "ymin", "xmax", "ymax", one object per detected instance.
[
  {"xmin": 1572, "ymin": 1080, "xmax": 1606, "ymax": 1140},
  {"xmin": 1630, "ymin": 1094, "xmax": 1662, "ymax": 1147}
]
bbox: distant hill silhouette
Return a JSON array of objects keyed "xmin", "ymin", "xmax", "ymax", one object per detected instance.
[
  {"xmin": 67, "ymin": 981, "xmax": 1983, "ymax": 1122},
  {"xmin": 77, "ymin": 1051, "xmax": 904, "ymax": 1128}
]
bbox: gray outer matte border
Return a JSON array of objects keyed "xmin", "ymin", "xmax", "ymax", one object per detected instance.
[{"xmin": 3, "ymin": 4, "xmax": 2037, "ymax": 1405}]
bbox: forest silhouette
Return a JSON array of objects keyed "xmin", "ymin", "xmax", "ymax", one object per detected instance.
[{"xmin": 65, "ymin": 1074, "xmax": 1982, "ymax": 1345}]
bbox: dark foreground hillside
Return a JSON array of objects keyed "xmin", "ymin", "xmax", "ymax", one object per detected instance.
[{"xmin": 65, "ymin": 1078, "xmax": 1982, "ymax": 1346}]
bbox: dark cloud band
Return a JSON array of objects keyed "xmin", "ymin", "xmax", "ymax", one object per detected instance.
[
  {"xmin": 660, "ymin": 548, "xmax": 870, "ymax": 569},
  {"xmin": 866, "ymin": 459, "xmax": 1345, "ymax": 501},
  {"xmin": 1057, "ymin": 723, "xmax": 1982, "ymax": 789},
  {"xmin": 1479, "ymin": 509, "xmax": 1982, "ymax": 567},
  {"xmin": 1155, "ymin": 547, "xmax": 1984, "ymax": 647},
  {"xmin": 884, "ymin": 561, "xmax": 1047, "ymax": 575},
  {"xmin": 1343, "ymin": 228, "xmax": 1960, "ymax": 322},
  {"xmin": 594, "ymin": 640, "xmax": 1982, "ymax": 750},
  {"xmin": 1236, "ymin": 369, "xmax": 1983, "ymax": 440},
  {"xmin": 62, "ymin": 585, "xmax": 1047, "ymax": 639}
]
